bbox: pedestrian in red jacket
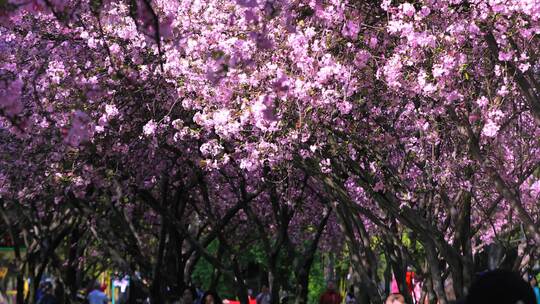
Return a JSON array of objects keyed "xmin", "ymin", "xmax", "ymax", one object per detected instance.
[{"xmin": 319, "ymin": 281, "xmax": 342, "ymax": 304}]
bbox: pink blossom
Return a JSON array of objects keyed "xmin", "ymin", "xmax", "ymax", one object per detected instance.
[
  {"xmin": 143, "ymin": 120, "xmax": 157, "ymax": 136},
  {"xmin": 400, "ymin": 3, "xmax": 415, "ymax": 17},
  {"xmin": 381, "ymin": 0, "xmax": 392, "ymax": 11},
  {"xmin": 236, "ymin": 0, "xmax": 257, "ymax": 8},
  {"xmin": 530, "ymin": 180, "xmax": 540, "ymax": 198},
  {"xmin": 519, "ymin": 62, "xmax": 531, "ymax": 72},
  {"xmin": 373, "ymin": 181, "xmax": 385, "ymax": 192},
  {"xmin": 0, "ymin": 78, "xmax": 24, "ymax": 117},
  {"xmin": 445, "ymin": 91, "xmax": 462, "ymax": 103},
  {"xmin": 342, "ymin": 20, "xmax": 360, "ymax": 40},
  {"xmin": 65, "ymin": 111, "xmax": 93, "ymax": 147},
  {"xmin": 320, "ymin": 158, "xmax": 332, "ymax": 174},
  {"xmin": 252, "ymin": 95, "xmax": 277, "ymax": 128},
  {"xmin": 109, "ymin": 43, "xmax": 121, "ymax": 55},
  {"xmin": 212, "ymin": 109, "xmax": 230, "ymax": 125},
  {"xmin": 498, "ymin": 51, "xmax": 514, "ymax": 61},
  {"xmin": 382, "ymin": 55, "xmax": 403, "ymax": 88},
  {"xmin": 244, "ymin": 9, "xmax": 258, "ymax": 23},
  {"xmin": 46, "ymin": 60, "xmax": 65, "ymax": 84},
  {"xmin": 200, "ymin": 139, "xmax": 223, "ymax": 157},
  {"xmin": 249, "ymin": 31, "xmax": 273, "ymax": 50},
  {"xmin": 338, "ymin": 101, "xmax": 353, "ymax": 115},
  {"xmin": 482, "ymin": 119, "xmax": 500, "ymax": 137},
  {"xmin": 105, "ymin": 104, "xmax": 119, "ymax": 117},
  {"xmin": 476, "ymin": 96, "xmax": 489, "ymax": 107},
  {"xmin": 469, "ymin": 114, "xmax": 480, "ymax": 124},
  {"xmin": 419, "ymin": 6, "xmax": 431, "ymax": 17},
  {"xmin": 354, "ymin": 50, "xmax": 371, "ymax": 68}
]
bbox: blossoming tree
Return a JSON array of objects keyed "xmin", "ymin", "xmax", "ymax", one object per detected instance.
[{"xmin": 1, "ymin": 0, "xmax": 539, "ymax": 303}]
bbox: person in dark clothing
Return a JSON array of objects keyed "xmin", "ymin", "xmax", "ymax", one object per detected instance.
[
  {"xmin": 129, "ymin": 278, "xmax": 148, "ymax": 304},
  {"xmin": 466, "ymin": 269, "xmax": 536, "ymax": 304},
  {"xmin": 181, "ymin": 286, "xmax": 198, "ymax": 304},
  {"xmin": 36, "ymin": 281, "xmax": 46, "ymax": 302},
  {"xmin": 37, "ymin": 282, "xmax": 59, "ymax": 304},
  {"xmin": 55, "ymin": 281, "xmax": 65, "ymax": 304},
  {"xmin": 202, "ymin": 291, "xmax": 222, "ymax": 304}
]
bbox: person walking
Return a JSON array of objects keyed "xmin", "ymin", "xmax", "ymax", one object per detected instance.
[
  {"xmin": 466, "ymin": 269, "xmax": 535, "ymax": 304},
  {"xmin": 194, "ymin": 282, "xmax": 205, "ymax": 304},
  {"xmin": 530, "ymin": 275, "xmax": 540, "ymax": 304},
  {"xmin": 36, "ymin": 281, "xmax": 47, "ymax": 302},
  {"xmin": 385, "ymin": 294, "xmax": 405, "ymax": 304},
  {"xmin": 202, "ymin": 291, "xmax": 222, "ymax": 304},
  {"xmin": 319, "ymin": 281, "xmax": 341, "ymax": 304},
  {"xmin": 181, "ymin": 286, "xmax": 198, "ymax": 304},
  {"xmin": 345, "ymin": 287, "xmax": 356, "ymax": 304},
  {"xmin": 88, "ymin": 282, "xmax": 109, "ymax": 304},
  {"xmin": 256, "ymin": 286, "xmax": 271, "ymax": 304},
  {"xmin": 37, "ymin": 282, "xmax": 59, "ymax": 304}
]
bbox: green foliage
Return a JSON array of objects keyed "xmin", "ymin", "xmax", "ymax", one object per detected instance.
[
  {"xmin": 191, "ymin": 242, "xmax": 268, "ymax": 300},
  {"xmin": 190, "ymin": 241, "xmax": 357, "ymax": 304},
  {"xmin": 308, "ymin": 254, "xmax": 325, "ymax": 304},
  {"xmin": 191, "ymin": 241, "xmax": 232, "ymax": 297}
]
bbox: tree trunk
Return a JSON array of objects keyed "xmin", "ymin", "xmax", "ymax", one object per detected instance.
[
  {"xmin": 233, "ymin": 260, "xmax": 249, "ymax": 304},
  {"xmin": 294, "ymin": 269, "xmax": 309, "ymax": 304},
  {"xmin": 424, "ymin": 241, "xmax": 447, "ymax": 304},
  {"xmin": 150, "ymin": 221, "xmax": 168, "ymax": 304},
  {"xmin": 385, "ymin": 217, "xmax": 414, "ymax": 304},
  {"xmin": 268, "ymin": 265, "xmax": 281, "ymax": 304},
  {"xmin": 294, "ymin": 208, "xmax": 332, "ymax": 304},
  {"xmin": 66, "ymin": 228, "xmax": 81, "ymax": 301},
  {"xmin": 386, "ymin": 250, "xmax": 413, "ymax": 304},
  {"xmin": 335, "ymin": 204, "xmax": 382, "ymax": 302},
  {"xmin": 184, "ymin": 250, "xmax": 201, "ymax": 286},
  {"xmin": 210, "ymin": 268, "xmax": 222, "ymax": 291},
  {"xmin": 324, "ymin": 253, "xmax": 335, "ymax": 283},
  {"xmin": 16, "ymin": 270, "xmax": 24, "ymax": 304},
  {"xmin": 456, "ymin": 193, "xmax": 473, "ymax": 297}
]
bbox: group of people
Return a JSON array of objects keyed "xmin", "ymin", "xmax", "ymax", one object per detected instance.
[
  {"xmin": 174, "ymin": 285, "xmax": 271, "ymax": 304},
  {"xmin": 36, "ymin": 280, "xmax": 108, "ymax": 304},
  {"xmin": 365, "ymin": 270, "xmax": 540, "ymax": 304},
  {"xmin": 33, "ymin": 269, "xmax": 540, "ymax": 304},
  {"xmin": 317, "ymin": 269, "xmax": 540, "ymax": 304}
]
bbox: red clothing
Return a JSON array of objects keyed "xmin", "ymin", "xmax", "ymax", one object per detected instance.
[
  {"xmin": 319, "ymin": 290, "xmax": 342, "ymax": 304},
  {"xmin": 406, "ymin": 271, "xmax": 414, "ymax": 294},
  {"xmin": 223, "ymin": 297, "xmax": 256, "ymax": 304}
]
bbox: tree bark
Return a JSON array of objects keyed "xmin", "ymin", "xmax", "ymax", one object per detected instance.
[
  {"xmin": 424, "ymin": 241, "xmax": 447, "ymax": 304},
  {"xmin": 335, "ymin": 203, "xmax": 383, "ymax": 303},
  {"xmin": 150, "ymin": 219, "xmax": 168, "ymax": 304}
]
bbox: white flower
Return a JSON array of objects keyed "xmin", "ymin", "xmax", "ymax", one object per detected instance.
[
  {"xmin": 105, "ymin": 104, "xmax": 119, "ymax": 117},
  {"xmin": 143, "ymin": 120, "xmax": 157, "ymax": 136},
  {"xmin": 519, "ymin": 62, "xmax": 531, "ymax": 72},
  {"xmin": 172, "ymin": 119, "xmax": 183, "ymax": 130},
  {"xmin": 212, "ymin": 109, "xmax": 230, "ymax": 125}
]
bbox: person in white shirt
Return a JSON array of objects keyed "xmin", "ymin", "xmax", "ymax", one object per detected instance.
[{"xmin": 88, "ymin": 282, "xmax": 109, "ymax": 304}]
